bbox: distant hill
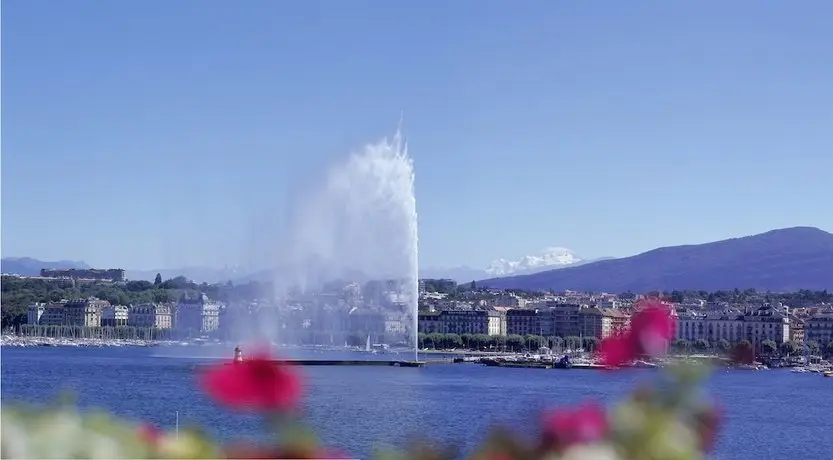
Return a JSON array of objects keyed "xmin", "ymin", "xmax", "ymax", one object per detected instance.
[
  {"xmin": 479, "ymin": 227, "xmax": 833, "ymax": 292},
  {"xmin": 0, "ymin": 257, "xmax": 90, "ymax": 276}
]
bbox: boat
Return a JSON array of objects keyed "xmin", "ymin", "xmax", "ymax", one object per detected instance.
[
  {"xmin": 630, "ymin": 360, "xmax": 659, "ymax": 369},
  {"xmin": 824, "ymin": 371, "xmax": 833, "ymax": 378},
  {"xmin": 553, "ymin": 355, "xmax": 573, "ymax": 369}
]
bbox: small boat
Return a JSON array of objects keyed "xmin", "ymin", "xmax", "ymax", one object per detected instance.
[
  {"xmin": 553, "ymin": 355, "xmax": 573, "ymax": 369},
  {"xmin": 824, "ymin": 371, "xmax": 833, "ymax": 378}
]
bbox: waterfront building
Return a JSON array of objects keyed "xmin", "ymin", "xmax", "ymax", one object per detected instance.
[
  {"xmin": 100, "ymin": 305, "xmax": 129, "ymax": 327},
  {"xmin": 417, "ymin": 310, "xmax": 505, "ymax": 336},
  {"xmin": 439, "ymin": 310, "xmax": 490, "ymax": 335},
  {"xmin": 506, "ymin": 309, "xmax": 539, "ymax": 336},
  {"xmin": 534, "ymin": 304, "xmax": 629, "ymax": 339},
  {"xmin": 805, "ymin": 313, "xmax": 833, "ymax": 345},
  {"xmin": 129, "ymin": 303, "xmax": 173, "ymax": 329},
  {"xmin": 742, "ymin": 306, "xmax": 790, "ymax": 345},
  {"xmin": 418, "ymin": 312, "xmax": 442, "ymax": 334},
  {"xmin": 176, "ymin": 294, "xmax": 221, "ymax": 335},
  {"xmin": 38, "ymin": 304, "xmax": 67, "ymax": 326},
  {"xmin": 676, "ymin": 306, "xmax": 790, "ymax": 346},
  {"xmin": 39, "ymin": 268, "xmax": 126, "ymax": 282},
  {"xmin": 580, "ymin": 307, "xmax": 629, "ymax": 339},
  {"xmin": 27, "ymin": 303, "xmax": 46, "ymax": 325},
  {"xmin": 64, "ymin": 298, "xmax": 109, "ymax": 327},
  {"xmin": 488, "ymin": 310, "xmax": 506, "ymax": 336},
  {"xmin": 789, "ymin": 317, "xmax": 805, "ymax": 343}
]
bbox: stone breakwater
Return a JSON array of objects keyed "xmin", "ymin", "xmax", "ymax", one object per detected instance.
[{"xmin": 0, "ymin": 335, "xmax": 174, "ymax": 348}]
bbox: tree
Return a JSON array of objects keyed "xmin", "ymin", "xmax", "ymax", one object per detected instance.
[
  {"xmin": 671, "ymin": 339, "xmax": 689, "ymax": 354},
  {"xmin": 761, "ymin": 340, "xmax": 777, "ymax": 356},
  {"xmin": 807, "ymin": 341, "xmax": 821, "ymax": 355},
  {"xmin": 565, "ymin": 336, "xmax": 582, "ymax": 351},
  {"xmin": 694, "ymin": 339, "xmax": 710, "ymax": 352},
  {"xmin": 154, "ymin": 273, "xmax": 162, "ymax": 286},
  {"xmin": 582, "ymin": 337, "xmax": 600, "ymax": 352},
  {"xmin": 780, "ymin": 341, "xmax": 799, "ymax": 356},
  {"xmin": 717, "ymin": 339, "xmax": 731, "ymax": 354},
  {"xmin": 827, "ymin": 341, "xmax": 833, "ymax": 358},
  {"xmin": 469, "ymin": 280, "xmax": 476, "ymax": 291}
]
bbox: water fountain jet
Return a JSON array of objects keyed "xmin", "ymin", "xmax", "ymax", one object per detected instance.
[{"xmin": 289, "ymin": 126, "xmax": 420, "ymax": 362}]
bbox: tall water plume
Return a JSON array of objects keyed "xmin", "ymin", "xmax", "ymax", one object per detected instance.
[{"xmin": 289, "ymin": 127, "xmax": 419, "ymax": 360}]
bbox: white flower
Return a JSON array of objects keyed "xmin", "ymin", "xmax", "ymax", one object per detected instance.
[{"xmin": 559, "ymin": 444, "xmax": 622, "ymax": 460}]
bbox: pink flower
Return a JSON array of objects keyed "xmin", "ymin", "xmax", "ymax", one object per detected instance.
[
  {"xmin": 200, "ymin": 352, "xmax": 302, "ymax": 412},
  {"xmin": 630, "ymin": 299, "xmax": 675, "ymax": 355},
  {"xmin": 137, "ymin": 423, "xmax": 161, "ymax": 446},
  {"xmin": 541, "ymin": 403, "xmax": 609, "ymax": 449},
  {"xmin": 598, "ymin": 333, "xmax": 637, "ymax": 368},
  {"xmin": 598, "ymin": 298, "xmax": 674, "ymax": 367}
]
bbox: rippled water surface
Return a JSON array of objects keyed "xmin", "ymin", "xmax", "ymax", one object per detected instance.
[{"xmin": 2, "ymin": 346, "xmax": 831, "ymax": 459}]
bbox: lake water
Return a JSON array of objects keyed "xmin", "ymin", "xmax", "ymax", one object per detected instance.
[{"xmin": 1, "ymin": 346, "xmax": 831, "ymax": 459}]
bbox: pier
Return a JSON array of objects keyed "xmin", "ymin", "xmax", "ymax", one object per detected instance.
[{"xmin": 274, "ymin": 359, "xmax": 428, "ymax": 368}]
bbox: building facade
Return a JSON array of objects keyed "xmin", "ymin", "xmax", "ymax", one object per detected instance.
[
  {"xmin": 805, "ymin": 313, "xmax": 833, "ymax": 345},
  {"xmin": 101, "ymin": 305, "xmax": 129, "ymax": 327},
  {"xmin": 676, "ymin": 307, "xmax": 790, "ymax": 346},
  {"xmin": 176, "ymin": 294, "xmax": 221, "ymax": 335},
  {"xmin": 27, "ymin": 303, "xmax": 46, "ymax": 325},
  {"xmin": 40, "ymin": 268, "xmax": 126, "ymax": 282},
  {"xmin": 129, "ymin": 303, "xmax": 173, "ymax": 329},
  {"xmin": 64, "ymin": 298, "xmax": 110, "ymax": 327},
  {"xmin": 417, "ymin": 310, "xmax": 505, "ymax": 336},
  {"xmin": 506, "ymin": 309, "xmax": 540, "ymax": 336}
]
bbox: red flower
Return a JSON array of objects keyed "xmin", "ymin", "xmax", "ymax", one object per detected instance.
[
  {"xmin": 200, "ymin": 352, "xmax": 302, "ymax": 412},
  {"xmin": 598, "ymin": 299, "xmax": 674, "ymax": 367},
  {"xmin": 541, "ymin": 403, "xmax": 608, "ymax": 449},
  {"xmin": 137, "ymin": 423, "xmax": 161, "ymax": 446}
]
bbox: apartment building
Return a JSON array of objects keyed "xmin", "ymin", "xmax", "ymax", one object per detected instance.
[{"xmin": 129, "ymin": 303, "xmax": 173, "ymax": 329}]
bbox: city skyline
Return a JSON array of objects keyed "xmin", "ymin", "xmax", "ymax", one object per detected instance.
[{"xmin": 3, "ymin": 1, "xmax": 832, "ymax": 270}]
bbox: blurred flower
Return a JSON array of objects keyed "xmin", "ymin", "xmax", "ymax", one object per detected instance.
[
  {"xmin": 598, "ymin": 334, "xmax": 637, "ymax": 368},
  {"xmin": 541, "ymin": 403, "xmax": 608, "ymax": 450},
  {"xmin": 599, "ymin": 299, "xmax": 674, "ymax": 367},
  {"xmin": 138, "ymin": 423, "xmax": 160, "ymax": 446},
  {"xmin": 200, "ymin": 352, "xmax": 302, "ymax": 412},
  {"xmin": 630, "ymin": 299, "xmax": 675, "ymax": 357},
  {"xmin": 694, "ymin": 405, "xmax": 723, "ymax": 452},
  {"xmin": 559, "ymin": 443, "xmax": 622, "ymax": 460}
]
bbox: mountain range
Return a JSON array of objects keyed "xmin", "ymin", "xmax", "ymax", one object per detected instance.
[
  {"xmin": 0, "ymin": 247, "xmax": 594, "ymax": 284},
  {"xmin": 419, "ymin": 247, "xmax": 605, "ymax": 281},
  {"xmin": 4, "ymin": 226, "xmax": 832, "ymax": 291},
  {"xmin": 479, "ymin": 226, "xmax": 833, "ymax": 292}
]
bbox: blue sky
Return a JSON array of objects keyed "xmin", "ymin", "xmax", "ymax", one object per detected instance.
[{"xmin": 3, "ymin": 0, "xmax": 832, "ymax": 271}]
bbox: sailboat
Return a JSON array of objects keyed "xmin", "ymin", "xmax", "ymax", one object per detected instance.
[{"xmin": 365, "ymin": 335, "xmax": 371, "ymax": 353}]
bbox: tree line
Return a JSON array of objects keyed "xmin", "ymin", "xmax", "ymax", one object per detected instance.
[
  {"xmin": 412, "ymin": 333, "xmax": 833, "ymax": 358},
  {"xmin": 418, "ymin": 280, "xmax": 833, "ymax": 304},
  {"xmin": 0, "ymin": 275, "xmax": 271, "ymax": 330}
]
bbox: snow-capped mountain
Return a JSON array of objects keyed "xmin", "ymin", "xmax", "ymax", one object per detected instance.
[
  {"xmin": 419, "ymin": 247, "xmax": 591, "ymax": 281},
  {"xmin": 485, "ymin": 247, "xmax": 583, "ymax": 277}
]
